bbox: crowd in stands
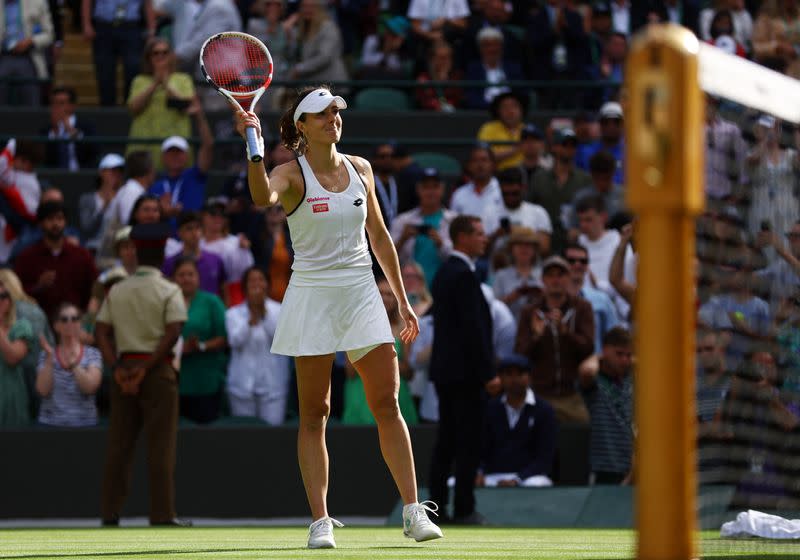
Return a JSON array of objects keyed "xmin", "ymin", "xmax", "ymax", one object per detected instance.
[{"xmin": 0, "ymin": 0, "xmax": 798, "ymax": 503}]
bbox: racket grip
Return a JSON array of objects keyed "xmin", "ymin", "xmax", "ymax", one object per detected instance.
[{"xmin": 245, "ymin": 126, "xmax": 264, "ymax": 163}]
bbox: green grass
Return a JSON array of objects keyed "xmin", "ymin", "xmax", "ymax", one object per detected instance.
[{"xmin": 0, "ymin": 527, "xmax": 797, "ymax": 560}]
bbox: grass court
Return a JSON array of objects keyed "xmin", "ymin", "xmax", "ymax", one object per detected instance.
[{"xmin": 0, "ymin": 527, "xmax": 798, "ymax": 560}]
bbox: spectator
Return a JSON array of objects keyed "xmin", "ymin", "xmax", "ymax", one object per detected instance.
[
  {"xmin": 484, "ymin": 167, "xmax": 553, "ymax": 256},
  {"xmin": 402, "ymin": 260, "xmax": 433, "ymax": 318},
  {"xmin": 450, "ymin": 144, "xmax": 503, "ymax": 220},
  {"xmin": 517, "ymin": 124, "xmax": 550, "ymax": 194},
  {"xmin": 564, "ymin": 242, "xmax": 621, "ymax": 354},
  {"xmin": 171, "ymin": 257, "xmax": 227, "ymax": 424},
  {"xmin": 392, "ymin": 143, "xmax": 423, "ymax": 214},
  {"xmin": 0, "ymin": 0, "xmax": 53, "ymax": 105},
  {"xmin": 198, "ymin": 198, "xmax": 255, "ymax": 304},
  {"xmin": 527, "ymin": 0, "xmax": 589, "ymax": 109},
  {"xmin": 163, "ymin": 212, "xmax": 226, "ymax": 298},
  {"xmin": 152, "ymin": 0, "xmax": 200, "ymax": 48},
  {"xmin": 572, "ymin": 151, "xmax": 625, "ymax": 228},
  {"xmin": 579, "ymin": 326, "xmax": 634, "ymax": 484},
  {"xmin": 704, "ymin": 95, "xmax": 748, "ymax": 203},
  {"xmin": 127, "ymin": 38, "xmax": 195, "ymax": 168},
  {"xmin": 35, "ymin": 302, "xmax": 102, "ymax": 427},
  {"xmin": 588, "ymin": 2, "xmax": 614, "ymax": 67},
  {"xmin": 407, "ymin": 0, "xmax": 469, "ymax": 64},
  {"xmin": 699, "ymin": 0, "xmax": 753, "ymax": 50},
  {"xmin": 263, "ymin": 204, "xmax": 293, "ymax": 303},
  {"xmin": 747, "ymin": 116, "xmax": 800, "ymax": 243},
  {"xmin": 342, "ymin": 275, "xmax": 419, "ymax": 426},
  {"xmin": 415, "ymin": 40, "xmax": 464, "ymax": 112},
  {"xmin": 516, "ymin": 256, "xmax": 595, "ymax": 424},
  {"xmin": 758, "ymin": 222, "xmax": 800, "ymax": 310},
  {"xmin": 463, "ymin": 0, "xmax": 522, "ymax": 65},
  {"xmin": 608, "ymin": 221, "xmax": 637, "ymax": 309},
  {"xmin": 479, "ymin": 353, "xmax": 557, "ymax": 488},
  {"xmin": 81, "ymin": 0, "xmax": 154, "ymax": 106},
  {"xmin": 528, "ymin": 128, "xmax": 591, "ymax": 254},
  {"xmin": 0, "ymin": 274, "xmax": 33, "ymax": 426},
  {"xmin": 428, "ymin": 215, "xmax": 497, "ymax": 524},
  {"xmin": 0, "ymin": 140, "xmax": 42, "ymax": 263},
  {"xmin": 246, "ymin": 0, "xmax": 292, "ymax": 108},
  {"xmin": 358, "ymin": 15, "xmax": 413, "ymax": 80},
  {"xmin": 149, "ymin": 125, "xmax": 214, "ymax": 230},
  {"xmin": 129, "ymin": 193, "xmax": 162, "ymax": 226},
  {"xmin": 14, "ymin": 201, "xmax": 97, "ymax": 319},
  {"xmin": 609, "ymin": 0, "xmax": 631, "ymax": 35},
  {"xmin": 575, "ymin": 194, "xmax": 636, "ymax": 310},
  {"xmin": 391, "ymin": 168, "xmax": 456, "ymax": 290},
  {"xmin": 8, "ymin": 187, "xmax": 82, "ymax": 262},
  {"xmin": 41, "ymin": 86, "xmax": 96, "ymax": 169},
  {"xmin": 477, "ymin": 91, "xmax": 527, "ymax": 171},
  {"xmin": 173, "ymin": 0, "xmax": 241, "ymax": 73},
  {"xmin": 286, "ymin": 0, "xmax": 349, "ymax": 85},
  {"xmin": 79, "ymin": 153, "xmax": 125, "ymax": 253},
  {"xmin": 481, "ymin": 282, "xmax": 518, "ymax": 359},
  {"xmin": 0, "ymin": 268, "xmax": 51, "ymax": 419},
  {"xmin": 752, "ymin": 0, "xmax": 800, "ymax": 77},
  {"xmin": 636, "ymin": 0, "xmax": 700, "ymax": 35},
  {"xmin": 575, "ymin": 102, "xmax": 625, "ymax": 185},
  {"xmin": 464, "ymin": 26, "xmax": 524, "ymax": 110},
  {"xmin": 492, "ymin": 227, "xmax": 542, "ymax": 323},
  {"xmin": 225, "ymin": 266, "xmax": 289, "ymax": 424},
  {"xmin": 592, "ymin": 32, "xmax": 626, "ymax": 104},
  {"xmin": 706, "ymin": 9, "xmax": 748, "ymax": 57},
  {"xmin": 696, "ymin": 329, "xmax": 730, "ymax": 427},
  {"xmin": 106, "ymin": 151, "xmax": 156, "ymax": 235},
  {"xmin": 370, "ymin": 143, "xmax": 399, "ymax": 229}
]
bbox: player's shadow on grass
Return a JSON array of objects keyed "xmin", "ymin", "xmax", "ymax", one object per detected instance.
[{"xmin": 1, "ymin": 547, "xmax": 307, "ymax": 559}]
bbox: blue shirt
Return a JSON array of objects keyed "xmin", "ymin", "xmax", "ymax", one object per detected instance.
[
  {"xmin": 92, "ymin": 0, "xmax": 143, "ymax": 23},
  {"xmin": 150, "ymin": 166, "xmax": 208, "ymax": 232},
  {"xmin": 575, "ymin": 140, "xmax": 625, "ymax": 185},
  {"xmin": 413, "ymin": 210, "xmax": 444, "ymax": 290},
  {"xmin": 4, "ymin": 0, "xmax": 23, "ymax": 49},
  {"xmin": 581, "ymin": 286, "xmax": 621, "ymax": 354}
]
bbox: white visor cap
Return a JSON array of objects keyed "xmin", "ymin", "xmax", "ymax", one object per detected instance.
[{"xmin": 293, "ymin": 89, "xmax": 347, "ymax": 124}]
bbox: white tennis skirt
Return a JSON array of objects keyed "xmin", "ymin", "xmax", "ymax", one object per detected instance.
[{"xmin": 270, "ymin": 266, "xmax": 395, "ymax": 357}]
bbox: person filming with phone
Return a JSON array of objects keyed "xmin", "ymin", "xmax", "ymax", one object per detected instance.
[{"xmin": 390, "ymin": 168, "xmax": 456, "ymax": 289}]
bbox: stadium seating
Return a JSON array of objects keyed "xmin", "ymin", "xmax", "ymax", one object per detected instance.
[{"xmin": 354, "ymin": 88, "xmax": 413, "ymax": 111}]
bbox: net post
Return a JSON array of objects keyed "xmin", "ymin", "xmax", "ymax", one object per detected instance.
[{"xmin": 625, "ymin": 24, "xmax": 704, "ymax": 560}]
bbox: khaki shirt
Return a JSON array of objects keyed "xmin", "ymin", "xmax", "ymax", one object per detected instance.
[{"xmin": 96, "ymin": 266, "xmax": 187, "ymax": 354}]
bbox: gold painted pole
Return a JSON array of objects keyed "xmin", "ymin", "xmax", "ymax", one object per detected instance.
[{"xmin": 625, "ymin": 24, "xmax": 704, "ymax": 560}]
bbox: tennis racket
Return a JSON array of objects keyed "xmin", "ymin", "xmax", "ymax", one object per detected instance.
[{"xmin": 199, "ymin": 31, "xmax": 274, "ymax": 163}]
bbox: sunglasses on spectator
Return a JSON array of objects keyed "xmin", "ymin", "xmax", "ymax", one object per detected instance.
[
  {"xmin": 0, "ymin": 291, "xmax": 9, "ymax": 300},
  {"xmin": 151, "ymin": 49, "xmax": 170, "ymax": 57},
  {"xmin": 58, "ymin": 314, "xmax": 81, "ymax": 323},
  {"xmin": 566, "ymin": 257, "xmax": 589, "ymax": 265}
]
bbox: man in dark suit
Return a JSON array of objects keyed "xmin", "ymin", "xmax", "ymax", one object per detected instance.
[
  {"xmin": 429, "ymin": 214, "xmax": 499, "ymax": 524},
  {"xmin": 631, "ymin": 0, "xmax": 700, "ymax": 36},
  {"xmin": 40, "ymin": 86, "xmax": 96, "ymax": 170},
  {"xmin": 479, "ymin": 353, "xmax": 557, "ymax": 487}
]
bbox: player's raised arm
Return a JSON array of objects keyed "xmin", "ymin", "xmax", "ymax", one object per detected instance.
[{"xmin": 233, "ymin": 110, "xmax": 286, "ymax": 207}]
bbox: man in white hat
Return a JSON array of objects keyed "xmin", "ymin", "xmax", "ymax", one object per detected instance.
[
  {"xmin": 575, "ymin": 101, "xmax": 625, "ymax": 185},
  {"xmin": 78, "ymin": 153, "xmax": 125, "ymax": 253},
  {"xmin": 150, "ymin": 100, "xmax": 214, "ymax": 230}
]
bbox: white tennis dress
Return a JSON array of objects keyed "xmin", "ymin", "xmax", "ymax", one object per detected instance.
[{"xmin": 270, "ymin": 155, "xmax": 395, "ymax": 356}]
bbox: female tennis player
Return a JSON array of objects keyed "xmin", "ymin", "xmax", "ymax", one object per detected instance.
[{"xmin": 232, "ymin": 87, "xmax": 443, "ymax": 549}]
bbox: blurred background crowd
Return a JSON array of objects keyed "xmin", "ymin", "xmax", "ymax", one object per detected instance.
[{"xmin": 0, "ymin": 0, "xmax": 799, "ymax": 507}]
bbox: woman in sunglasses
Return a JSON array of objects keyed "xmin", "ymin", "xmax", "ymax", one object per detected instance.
[
  {"xmin": 0, "ymin": 280, "xmax": 35, "ymax": 426},
  {"xmin": 35, "ymin": 303, "xmax": 102, "ymax": 427}
]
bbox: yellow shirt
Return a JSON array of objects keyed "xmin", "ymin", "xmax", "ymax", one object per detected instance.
[
  {"xmin": 477, "ymin": 120, "xmax": 523, "ymax": 170},
  {"xmin": 96, "ymin": 267, "xmax": 187, "ymax": 354}
]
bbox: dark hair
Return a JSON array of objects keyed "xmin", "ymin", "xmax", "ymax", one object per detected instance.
[
  {"xmin": 449, "ymin": 214, "xmax": 481, "ymax": 244},
  {"xmin": 602, "ymin": 326, "xmax": 631, "ymax": 348},
  {"xmin": 125, "ymin": 150, "xmax": 154, "ymax": 179},
  {"xmin": 709, "ymin": 9, "xmax": 734, "ymax": 40},
  {"xmin": 51, "ymin": 302, "xmax": 82, "ymax": 340},
  {"xmin": 177, "ymin": 210, "xmax": 201, "ymax": 229},
  {"xmin": 563, "ymin": 242, "xmax": 588, "ymax": 258},
  {"xmin": 278, "ymin": 85, "xmax": 331, "ymax": 154},
  {"xmin": 468, "ymin": 143, "xmax": 495, "ymax": 165},
  {"xmin": 128, "ymin": 194, "xmax": 160, "ymax": 226},
  {"xmin": 51, "ymin": 86, "xmax": 77, "ymax": 104},
  {"xmin": 36, "ymin": 200, "xmax": 65, "ymax": 223},
  {"xmin": 575, "ymin": 193, "xmax": 607, "ymax": 215},
  {"xmin": 588, "ymin": 150, "xmax": 617, "ymax": 174},
  {"xmin": 241, "ymin": 265, "xmax": 268, "ymax": 296},
  {"xmin": 15, "ymin": 140, "xmax": 44, "ymax": 166},
  {"xmin": 497, "ymin": 167, "xmax": 523, "ymax": 185},
  {"xmin": 141, "ymin": 37, "xmax": 175, "ymax": 75},
  {"xmin": 172, "ymin": 255, "xmax": 198, "ymax": 276}
]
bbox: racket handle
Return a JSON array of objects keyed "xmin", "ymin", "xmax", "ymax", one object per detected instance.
[{"xmin": 245, "ymin": 126, "xmax": 263, "ymax": 163}]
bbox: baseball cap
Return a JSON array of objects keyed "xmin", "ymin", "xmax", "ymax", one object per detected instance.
[
  {"xmin": 161, "ymin": 136, "xmax": 190, "ymax": 153},
  {"xmin": 383, "ymin": 15, "xmax": 410, "ymax": 37},
  {"xmin": 477, "ymin": 26, "xmax": 503, "ymax": 43},
  {"xmin": 98, "ymin": 153, "xmax": 125, "ymax": 170},
  {"xmin": 542, "ymin": 255, "xmax": 570, "ymax": 273},
  {"xmin": 99, "ymin": 265, "xmax": 128, "ymax": 286},
  {"xmin": 757, "ymin": 114, "xmax": 776, "ymax": 129},
  {"xmin": 293, "ymin": 88, "xmax": 347, "ymax": 124},
  {"xmin": 521, "ymin": 123, "xmax": 543, "ymax": 140},
  {"xmin": 420, "ymin": 167, "xmax": 440, "ymax": 180},
  {"xmin": 113, "ymin": 225, "xmax": 132, "ymax": 246},
  {"xmin": 203, "ymin": 196, "xmax": 229, "ymax": 214},
  {"xmin": 553, "ymin": 128, "xmax": 577, "ymax": 144},
  {"xmin": 498, "ymin": 353, "xmax": 531, "ymax": 371},
  {"xmin": 599, "ymin": 101, "xmax": 624, "ymax": 120}
]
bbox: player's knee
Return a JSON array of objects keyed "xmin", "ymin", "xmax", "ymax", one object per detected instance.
[
  {"xmin": 299, "ymin": 402, "xmax": 330, "ymax": 430},
  {"xmin": 368, "ymin": 392, "xmax": 400, "ymax": 422}
]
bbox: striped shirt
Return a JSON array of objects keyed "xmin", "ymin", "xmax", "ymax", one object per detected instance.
[
  {"xmin": 582, "ymin": 372, "xmax": 633, "ymax": 475},
  {"xmin": 37, "ymin": 346, "xmax": 102, "ymax": 427}
]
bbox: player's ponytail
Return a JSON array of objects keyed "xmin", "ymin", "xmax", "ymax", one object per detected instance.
[{"xmin": 279, "ymin": 86, "xmax": 329, "ymax": 155}]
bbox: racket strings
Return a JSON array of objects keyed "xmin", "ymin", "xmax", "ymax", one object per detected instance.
[{"xmin": 202, "ymin": 37, "xmax": 271, "ymax": 94}]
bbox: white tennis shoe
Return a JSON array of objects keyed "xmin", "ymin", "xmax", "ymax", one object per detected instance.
[
  {"xmin": 403, "ymin": 501, "xmax": 444, "ymax": 542},
  {"xmin": 307, "ymin": 516, "xmax": 344, "ymax": 549}
]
